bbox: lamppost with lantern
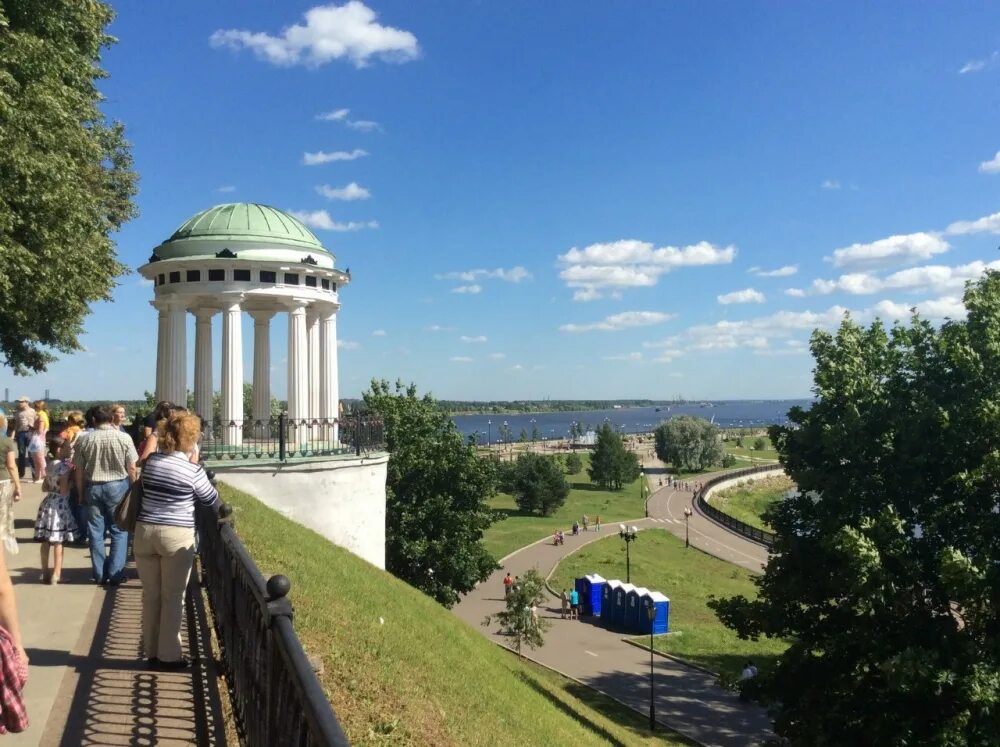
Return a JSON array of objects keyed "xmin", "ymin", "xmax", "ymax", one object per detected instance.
[
  {"xmin": 640, "ymin": 466, "xmax": 647, "ymax": 517},
  {"xmin": 683, "ymin": 506, "xmax": 693, "ymax": 548},
  {"xmin": 487, "ymin": 419, "xmax": 492, "ymax": 455},
  {"xmin": 619, "ymin": 524, "xmax": 638, "ymax": 583},
  {"xmin": 646, "ymin": 601, "xmax": 656, "ymax": 731}
]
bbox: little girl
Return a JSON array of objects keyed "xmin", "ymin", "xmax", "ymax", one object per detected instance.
[{"xmin": 34, "ymin": 436, "xmax": 78, "ymax": 584}]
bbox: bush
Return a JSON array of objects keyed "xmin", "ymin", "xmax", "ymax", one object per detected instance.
[
  {"xmin": 753, "ymin": 437, "xmax": 767, "ymax": 451},
  {"xmin": 722, "ymin": 453, "xmax": 737, "ymax": 468},
  {"xmin": 565, "ymin": 452, "xmax": 583, "ymax": 475}
]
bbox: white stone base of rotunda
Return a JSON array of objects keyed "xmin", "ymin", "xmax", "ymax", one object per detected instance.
[{"xmin": 211, "ymin": 453, "xmax": 388, "ymax": 569}]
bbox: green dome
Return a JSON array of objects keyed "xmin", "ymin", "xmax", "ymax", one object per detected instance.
[{"xmin": 161, "ymin": 203, "xmax": 327, "ymax": 252}]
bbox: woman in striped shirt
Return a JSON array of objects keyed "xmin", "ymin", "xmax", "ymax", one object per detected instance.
[{"xmin": 135, "ymin": 412, "xmax": 218, "ymax": 669}]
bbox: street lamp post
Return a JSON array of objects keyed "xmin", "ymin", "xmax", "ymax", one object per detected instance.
[
  {"xmin": 641, "ymin": 466, "xmax": 647, "ymax": 517},
  {"xmin": 619, "ymin": 524, "xmax": 638, "ymax": 583},
  {"xmin": 487, "ymin": 419, "xmax": 492, "ymax": 456},
  {"xmin": 683, "ymin": 506, "xmax": 692, "ymax": 548},
  {"xmin": 647, "ymin": 602, "xmax": 656, "ymax": 731}
]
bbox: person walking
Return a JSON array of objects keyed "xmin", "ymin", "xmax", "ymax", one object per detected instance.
[
  {"xmin": 569, "ymin": 588, "xmax": 580, "ymax": 620},
  {"xmin": 9, "ymin": 398, "xmax": 35, "ymax": 480},
  {"xmin": 503, "ymin": 572, "xmax": 513, "ymax": 599},
  {"xmin": 134, "ymin": 412, "xmax": 219, "ymax": 669},
  {"xmin": 33, "ymin": 437, "xmax": 77, "ymax": 584},
  {"xmin": 0, "ymin": 417, "xmax": 21, "ymax": 505},
  {"xmin": 559, "ymin": 589, "xmax": 569, "ymax": 619},
  {"xmin": 111, "ymin": 404, "xmax": 128, "ymax": 433},
  {"xmin": 73, "ymin": 405, "xmax": 138, "ymax": 585},
  {"xmin": 594, "ymin": 515, "xmax": 601, "ymax": 532}
]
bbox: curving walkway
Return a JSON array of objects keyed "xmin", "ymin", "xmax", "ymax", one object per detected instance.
[{"xmin": 454, "ymin": 466, "xmax": 775, "ymax": 746}]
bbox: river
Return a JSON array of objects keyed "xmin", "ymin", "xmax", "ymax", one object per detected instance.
[{"xmin": 451, "ymin": 400, "xmax": 811, "ymax": 444}]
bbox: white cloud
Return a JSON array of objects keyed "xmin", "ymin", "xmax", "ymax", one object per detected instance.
[
  {"xmin": 210, "ymin": 2, "xmax": 419, "ymax": 68},
  {"xmin": 870, "ymin": 296, "xmax": 966, "ymax": 321},
  {"xmin": 653, "ymin": 349, "xmax": 683, "ymax": 363},
  {"xmin": 317, "ymin": 108, "xmax": 381, "ymax": 131},
  {"xmin": 959, "ymin": 51, "xmax": 999, "ymax": 74},
  {"xmin": 510, "ymin": 364, "xmax": 523, "ymax": 371},
  {"xmin": 459, "ymin": 335, "xmax": 487, "ymax": 343},
  {"xmin": 451, "ymin": 284, "xmax": 481, "ymax": 295},
  {"xmin": 945, "ymin": 211, "xmax": 1000, "ymax": 236},
  {"xmin": 317, "ymin": 108, "xmax": 350, "ymax": 121},
  {"xmin": 303, "ymin": 149, "xmax": 368, "ymax": 165},
  {"xmin": 216, "ymin": 185, "xmax": 236, "ymax": 193},
  {"xmin": 978, "ymin": 151, "xmax": 1000, "ymax": 174},
  {"xmin": 488, "ymin": 352, "xmax": 505, "ymax": 360},
  {"xmin": 821, "ymin": 180, "xmax": 841, "ymax": 190},
  {"xmin": 371, "ymin": 329, "xmax": 386, "ymax": 337},
  {"xmin": 558, "ymin": 239, "xmax": 735, "ymax": 296},
  {"xmin": 602, "ymin": 352, "xmax": 642, "ymax": 361},
  {"xmin": 827, "ymin": 232, "xmax": 949, "ymax": 269},
  {"xmin": 785, "ymin": 288, "xmax": 807, "ymax": 298},
  {"xmin": 436, "ymin": 267, "xmax": 531, "ymax": 283},
  {"xmin": 750, "ymin": 265, "xmax": 798, "ymax": 277},
  {"xmin": 449, "ymin": 356, "xmax": 473, "ymax": 363},
  {"xmin": 337, "ymin": 340, "xmax": 359, "ymax": 349},
  {"xmin": 425, "ymin": 324, "xmax": 453, "ymax": 332},
  {"xmin": 809, "ymin": 260, "xmax": 1000, "ymax": 296},
  {"xmin": 717, "ymin": 288, "xmax": 766, "ymax": 305},
  {"xmin": 560, "ymin": 311, "xmax": 673, "ymax": 333},
  {"xmin": 287, "ymin": 210, "xmax": 378, "ymax": 232},
  {"xmin": 316, "ymin": 182, "xmax": 371, "ymax": 201}
]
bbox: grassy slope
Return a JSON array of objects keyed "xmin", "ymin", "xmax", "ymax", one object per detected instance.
[
  {"xmin": 482, "ymin": 454, "xmax": 646, "ymax": 559},
  {"xmin": 711, "ymin": 475, "xmax": 793, "ymax": 531},
  {"xmin": 549, "ymin": 531, "xmax": 788, "ymax": 682},
  {"xmin": 219, "ymin": 484, "xmax": 691, "ymax": 746},
  {"xmin": 722, "ymin": 436, "xmax": 779, "ymax": 462}
]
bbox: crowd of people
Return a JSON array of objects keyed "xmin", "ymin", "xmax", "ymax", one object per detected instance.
[{"xmin": 0, "ymin": 397, "xmax": 221, "ymax": 729}]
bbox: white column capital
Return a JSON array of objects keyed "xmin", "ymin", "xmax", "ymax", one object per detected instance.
[
  {"xmin": 248, "ymin": 309, "xmax": 276, "ymax": 324},
  {"xmin": 190, "ymin": 307, "xmax": 217, "ymax": 321}
]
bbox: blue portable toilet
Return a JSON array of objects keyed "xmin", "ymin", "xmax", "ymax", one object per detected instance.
[
  {"xmin": 625, "ymin": 587, "xmax": 649, "ymax": 632},
  {"xmin": 639, "ymin": 591, "xmax": 670, "ymax": 635},
  {"xmin": 582, "ymin": 574, "xmax": 606, "ymax": 617},
  {"xmin": 601, "ymin": 580, "xmax": 621, "ymax": 626},
  {"xmin": 612, "ymin": 583, "xmax": 635, "ymax": 628}
]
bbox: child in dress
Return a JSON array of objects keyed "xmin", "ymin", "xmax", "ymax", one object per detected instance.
[{"xmin": 34, "ymin": 436, "xmax": 78, "ymax": 584}]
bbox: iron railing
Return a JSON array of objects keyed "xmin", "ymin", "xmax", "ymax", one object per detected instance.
[
  {"xmin": 196, "ymin": 495, "xmax": 350, "ymax": 746},
  {"xmin": 201, "ymin": 412, "xmax": 384, "ymax": 462},
  {"xmin": 694, "ymin": 465, "xmax": 781, "ymax": 547}
]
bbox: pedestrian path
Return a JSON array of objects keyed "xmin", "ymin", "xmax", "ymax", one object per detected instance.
[
  {"xmin": 454, "ymin": 513, "xmax": 773, "ymax": 746},
  {"xmin": 5, "ymin": 481, "xmax": 225, "ymax": 746}
]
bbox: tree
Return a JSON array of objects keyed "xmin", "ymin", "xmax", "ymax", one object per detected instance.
[
  {"xmin": 588, "ymin": 423, "xmax": 640, "ymax": 490},
  {"xmin": 654, "ymin": 416, "xmax": 725, "ymax": 472},
  {"xmin": 531, "ymin": 425, "xmax": 540, "ymax": 443},
  {"xmin": 511, "ymin": 454, "xmax": 570, "ymax": 516},
  {"xmin": 565, "ymin": 452, "xmax": 583, "ymax": 475},
  {"xmin": 0, "ymin": 1, "xmax": 138, "ymax": 373},
  {"xmin": 710, "ymin": 272, "xmax": 1000, "ymax": 746},
  {"xmin": 483, "ymin": 569, "xmax": 550, "ymax": 657},
  {"xmin": 518, "ymin": 428, "xmax": 528, "ymax": 443},
  {"xmin": 752, "ymin": 437, "xmax": 767, "ymax": 451},
  {"xmin": 363, "ymin": 380, "xmax": 501, "ymax": 607}
]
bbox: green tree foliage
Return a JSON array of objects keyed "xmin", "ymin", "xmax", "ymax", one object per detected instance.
[
  {"xmin": 654, "ymin": 416, "xmax": 725, "ymax": 472},
  {"xmin": 511, "ymin": 454, "xmax": 570, "ymax": 516},
  {"xmin": 0, "ymin": 1, "xmax": 138, "ymax": 373},
  {"xmin": 588, "ymin": 423, "xmax": 640, "ymax": 490},
  {"xmin": 531, "ymin": 424, "xmax": 540, "ymax": 442},
  {"xmin": 565, "ymin": 452, "xmax": 583, "ymax": 475},
  {"xmin": 482, "ymin": 569, "xmax": 550, "ymax": 657},
  {"xmin": 364, "ymin": 380, "xmax": 500, "ymax": 607},
  {"xmin": 752, "ymin": 437, "xmax": 767, "ymax": 451},
  {"xmin": 710, "ymin": 272, "xmax": 1000, "ymax": 746}
]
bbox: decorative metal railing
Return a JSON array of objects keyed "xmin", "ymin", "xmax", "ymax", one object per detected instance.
[
  {"xmin": 201, "ymin": 412, "xmax": 384, "ymax": 462},
  {"xmin": 694, "ymin": 465, "xmax": 781, "ymax": 547},
  {"xmin": 196, "ymin": 495, "xmax": 351, "ymax": 746}
]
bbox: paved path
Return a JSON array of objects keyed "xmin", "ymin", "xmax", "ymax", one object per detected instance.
[
  {"xmin": 455, "ymin": 485, "xmax": 774, "ymax": 745},
  {"xmin": 2, "ymin": 480, "xmax": 225, "ymax": 746},
  {"xmin": 640, "ymin": 460, "xmax": 770, "ymax": 574}
]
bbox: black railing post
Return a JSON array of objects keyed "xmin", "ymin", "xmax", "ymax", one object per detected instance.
[
  {"xmin": 265, "ymin": 575, "xmax": 293, "ymax": 745},
  {"xmin": 355, "ymin": 410, "xmax": 362, "ymax": 457},
  {"xmin": 279, "ymin": 411, "xmax": 287, "ymax": 462}
]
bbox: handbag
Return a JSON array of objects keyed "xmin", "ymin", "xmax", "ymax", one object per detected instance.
[{"xmin": 113, "ymin": 477, "xmax": 144, "ymax": 532}]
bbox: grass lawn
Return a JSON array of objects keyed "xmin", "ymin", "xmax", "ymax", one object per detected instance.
[
  {"xmin": 722, "ymin": 436, "xmax": 779, "ymax": 462},
  {"xmin": 482, "ymin": 454, "xmax": 646, "ymax": 559},
  {"xmin": 218, "ymin": 484, "xmax": 692, "ymax": 746},
  {"xmin": 711, "ymin": 475, "xmax": 794, "ymax": 532},
  {"xmin": 549, "ymin": 530, "xmax": 788, "ymax": 683}
]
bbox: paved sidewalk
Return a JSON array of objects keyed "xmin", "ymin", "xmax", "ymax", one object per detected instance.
[
  {"xmin": 454, "ymin": 521, "xmax": 773, "ymax": 746},
  {"xmin": 3, "ymin": 480, "xmax": 225, "ymax": 746}
]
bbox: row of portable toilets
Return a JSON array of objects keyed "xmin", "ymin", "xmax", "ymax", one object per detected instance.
[{"xmin": 573, "ymin": 574, "xmax": 670, "ymax": 635}]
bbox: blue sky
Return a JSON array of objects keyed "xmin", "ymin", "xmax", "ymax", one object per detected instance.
[{"xmin": 5, "ymin": 2, "xmax": 1000, "ymax": 401}]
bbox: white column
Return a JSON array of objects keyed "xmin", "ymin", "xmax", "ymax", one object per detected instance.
[
  {"xmin": 165, "ymin": 302, "xmax": 187, "ymax": 407},
  {"xmin": 220, "ymin": 299, "xmax": 244, "ymax": 447},
  {"xmin": 193, "ymin": 309, "xmax": 215, "ymax": 435},
  {"xmin": 153, "ymin": 301, "xmax": 168, "ymax": 401},
  {"xmin": 287, "ymin": 302, "xmax": 309, "ymax": 448},
  {"xmin": 250, "ymin": 310, "xmax": 274, "ymax": 438},
  {"xmin": 307, "ymin": 309, "xmax": 320, "ymax": 441},
  {"xmin": 318, "ymin": 305, "xmax": 339, "ymax": 446}
]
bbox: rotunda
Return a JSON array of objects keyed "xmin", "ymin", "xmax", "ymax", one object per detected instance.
[{"xmin": 138, "ymin": 203, "xmax": 349, "ymax": 446}]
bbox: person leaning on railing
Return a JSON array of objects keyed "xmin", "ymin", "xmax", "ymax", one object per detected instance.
[{"xmin": 135, "ymin": 412, "xmax": 219, "ymax": 670}]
